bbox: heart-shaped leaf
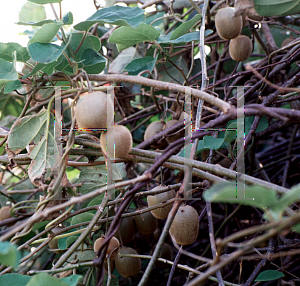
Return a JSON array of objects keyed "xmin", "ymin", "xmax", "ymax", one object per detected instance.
[
  {"xmin": 0, "ymin": 43, "xmax": 30, "ymax": 62},
  {"xmin": 109, "ymin": 23, "xmax": 160, "ymax": 51},
  {"xmin": 0, "ymin": 242, "xmax": 21, "ymax": 268},
  {"xmin": 123, "ymin": 55, "xmax": 158, "ymax": 76},
  {"xmin": 74, "ymin": 6, "xmax": 145, "ymax": 31}
]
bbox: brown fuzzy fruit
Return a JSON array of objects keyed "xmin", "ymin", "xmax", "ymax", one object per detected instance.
[
  {"xmin": 133, "ymin": 208, "xmax": 157, "ymax": 234},
  {"xmin": 94, "ymin": 236, "xmax": 120, "ymax": 260},
  {"xmin": 165, "ymin": 119, "xmax": 184, "ymax": 143},
  {"xmin": 115, "ymin": 247, "xmax": 141, "ymax": 278},
  {"xmin": 100, "ymin": 125, "xmax": 132, "ymax": 158},
  {"xmin": 0, "ymin": 206, "xmax": 12, "ymax": 221},
  {"xmin": 151, "ymin": 243, "xmax": 173, "ymax": 268},
  {"xmin": 147, "ymin": 187, "xmax": 175, "ymax": 219},
  {"xmin": 229, "ymin": 35, "xmax": 252, "ymax": 62},
  {"xmin": 281, "ymin": 38, "xmax": 296, "ymax": 48},
  {"xmin": 215, "ymin": 7, "xmax": 243, "ymax": 40},
  {"xmin": 144, "ymin": 121, "xmax": 167, "ymax": 149},
  {"xmin": 179, "ymin": 112, "xmax": 189, "ymax": 122},
  {"xmin": 114, "ymin": 217, "xmax": 136, "ymax": 246},
  {"xmin": 169, "ymin": 205, "xmax": 199, "ymax": 245},
  {"xmin": 75, "ymin": 91, "xmax": 114, "ymax": 132}
]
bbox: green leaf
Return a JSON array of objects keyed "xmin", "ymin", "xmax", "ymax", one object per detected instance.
[
  {"xmin": 80, "ymin": 49, "xmax": 106, "ymax": 74},
  {"xmin": 78, "ymin": 162, "xmax": 125, "ymax": 194},
  {"xmin": 63, "ymin": 12, "xmax": 73, "ymax": 25},
  {"xmin": 58, "ymin": 235, "xmax": 80, "ymax": 250},
  {"xmin": 158, "ymin": 55, "xmax": 188, "ymax": 84},
  {"xmin": 87, "ymin": 194, "xmax": 105, "ymax": 209},
  {"xmin": 123, "ymin": 55, "xmax": 158, "ymax": 76},
  {"xmin": 17, "ymin": 20, "xmax": 55, "ymax": 26},
  {"xmin": 203, "ymin": 181, "xmax": 278, "ymax": 210},
  {"xmin": 157, "ymin": 30, "xmax": 212, "ymax": 44},
  {"xmin": 0, "ymin": 53, "xmax": 18, "ymax": 89},
  {"xmin": 0, "ymin": 43, "xmax": 30, "ymax": 62},
  {"xmin": 254, "ymin": 0, "xmax": 300, "ymax": 17},
  {"xmin": 4, "ymin": 80, "xmax": 22, "ymax": 93},
  {"xmin": 108, "ymin": 47, "xmax": 143, "ymax": 74},
  {"xmin": 0, "ymin": 242, "xmax": 21, "ymax": 268},
  {"xmin": 19, "ymin": 2, "xmax": 46, "ymax": 23},
  {"xmin": 32, "ymin": 221, "xmax": 49, "ymax": 232},
  {"xmin": 170, "ymin": 14, "xmax": 201, "ymax": 40},
  {"xmin": 7, "ymin": 109, "xmax": 59, "ymax": 184},
  {"xmin": 255, "ymin": 270, "xmax": 284, "ymax": 282},
  {"xmin": 69, "ymin": 33, "xmax": 101, "ymax": 55},
  {"xmin": 145, "ymin": 11, "xmax": 165, "ymax": 26},
  {"xmin": 29, "ymin": 22, "xmax": 63, "ymax": 44},
  {"xmin": 55, "ymin": 33, "xmax": 102, "ymax": 73},
  {"xmin": 60, "ymin": 275, "xmax": 82, "ymax": 286},
  {"xmin": 22, "ymin": 62, "xmax": 59, "ymax": 78},
  {"xmin": 71, "ymin": 213, "xmax": 94, "ymax": 226},
  {"xmin": 74, "ymin": 6, "xmax": 145, "ymax": 31},
  {"xmin": 26, "ymin": 273, "xmax": 70, "ymax": 286},
  {"xmin": 245, "ymin": 116, "xmax": 268, "ymax": 134},
  {"xmin": 28, "ymin": 0, "xmax": 62, "ymax": 3},
  {"xmin": 203, "ymin": 136, "xmax": 224, "ymax": 150},
  {"xmin": 0, "ymin": 94, "xmax": 24, "ymax": 119},
  {"xmin": 224, "ymin": 122, "xmax": 237, "ymax": 143},
  {"xmin": 270, "ymin": 183, "xmax": 300, "ymax": 214},
  {"xmin": 28, "ymin": 42, "xmax": 67, "ymax": 64},
  {"xmin": 109, "ymin": 23, "xmax": 160, "ymax": 52},
  {"xmin": 0, "ymin": 274, "xmax": 31, "ymax": 286}
]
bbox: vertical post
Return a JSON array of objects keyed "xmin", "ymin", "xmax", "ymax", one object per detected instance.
[
  {"xmin": 54, "ymin": 87, "xmax": 62, "ymax": 200},
  {"xmin": 184, "ymin": 87, "xmax": 192, "ymax": 199}
]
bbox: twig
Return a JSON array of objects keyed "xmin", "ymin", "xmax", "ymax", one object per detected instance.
[{"xmin": 245, "ymin": 63, "xmax": 300, "ymax": 93}]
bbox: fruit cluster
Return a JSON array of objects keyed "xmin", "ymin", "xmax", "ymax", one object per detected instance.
[
  {"xmin": 89, "ymin": 186, "xmax": 199, "ymax": 279},
  {"xmin": 215, "ymin": 7, "xmax": 252, "ymax": 62},
  {"xmin": 144, "ymin": 114, "xmax": 185, "ymax": 149},
  {"xmin": 75, "ymin": 91, "xmax": 133, "ymax": 158}
]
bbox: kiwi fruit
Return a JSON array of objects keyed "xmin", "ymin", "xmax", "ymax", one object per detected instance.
[
  {"xmin": 114, "ymin": 216, "xmax": 136, "ymax": 246},
  {"xmin": 0, "ymin": 206, "xmax": 12, "ymax": 221},
  {"xmin": 165, "ymin": 119, "xmax": 184, "ymax": 143},
  {"xmin": 94, "ymin": 236, "xmax": 120, "ymax": 260},
  {"xmin": 281, "ymin": 38, "xmax": 295, "ymax": 48},
  {"xmin": 169, "ymin": 205, "xmax": 199, "ymax": 245},
  {"xmin": 75, "ymin": 91, "xmax": 114, "ymax": 132},
  {"xmin": 229, "ymin": 35, "xmax": 252, "ymax": 62},
  {"xmin": 151, "ymin": 243, "xmax": 173, "ymax": 268},
  {"xmin": 100, "ymin": 125, "xmax": 132, "ymax": 158},
  {"xmin": 215, "ymin": 7, "xmax": 243, "ymax": 40},
  {"xmin": 115, "ymin": 247, "xmax": 141, "ymax": 278},
  {"xmin": 147, "ymin": 187, "xmax": 175, "ymax": 219},
  {"xmin": 133, "ymin": 208, "xmax": 157, "ymax": 234},
  {"xmin": 144, "ymin": 121, "xmax": 168, "ymax": 149},
  {"xmin": 179, "ymin": 111, "xmax": 189, "ymax": 122}
]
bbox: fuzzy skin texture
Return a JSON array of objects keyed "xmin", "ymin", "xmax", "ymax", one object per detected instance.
[
  {"xmin": 165, "ymin": 119, "xmax": 184, "ymax": 143},
  {"xmin": 115, "ymin": 247, "xmax": 141, "ymax": 278},
  {"xmin": 94, "ymin": 236, "xmax": 120, "ymax": 260},
  {"xmin": 134, "ymin": 208, "xmax": 157, "ymax": 234},
  {"xmin": 229, "ymin": 35, "xmax": 252, "ymax": 62},
  {"xmin": 215, "ymin": 7, "xmax": 243, "ymax": 40},
  {"xmin": 169, "ymin": 205, "xmax": 199, "ymax": 245},
  {"xmin": 75, "ymin": 91, "xmax": 114, "ymax": 132},
  {"xmin": 114, "ymin": 217, "xmax": 136, "ymax": 246},
  {"xmin": 100, "ymin": 125, "xmax": 132, "ymax": 158},
  {"xmin": 144, "ymin": 121, "xmax": 167, "ymax": 148},
  {"xmin": 0, "ymin": 206, "xmax": 11, "ymax": 221},
  {"xmin": 147, "ymin": 187, "xmax": 175, "ymax": 219}
]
